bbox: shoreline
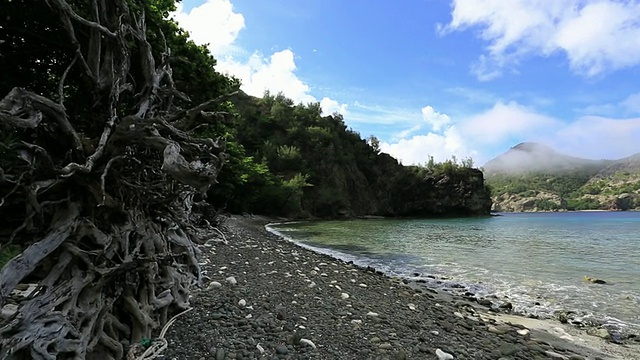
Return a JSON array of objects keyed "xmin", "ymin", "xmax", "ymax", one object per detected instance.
[
  {"xmin": 268, "ymin": 218, "xmax": 640, "ymax": 341},
  {"xmin": 163, "ymin": 215, "xmax": 639, "ymax": 359}
]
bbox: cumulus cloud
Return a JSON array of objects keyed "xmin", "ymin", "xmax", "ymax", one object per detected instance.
[
  {"xmin": 217, "ymin": 50, "xmax": 317, "ymax": 104},
  {"xmin": 457, "ymin": 101, "xmax": 560, "ymax": 145},
  {"xmin": 172, "ymin": 0, "xmax": 347, "ymax": 111},
  {"xmin": 172, "ymin": 0, "xmax": 245, "ymax": 57},
  {"xmin": 380, "ymin": 127, "xmax": 475, "ymax": 165},
  {"xmin": 421, "ymin": 105, "xmax": 451, "ymax": 131},
  {"xmin": 551, "ymin": 116, "xmax": 640, "ymax": 159},
  {"xmin": 380, "ymin": 99, "xmax": 640, "ymax": 166},
  {"xmin": 443, "ymin": 0, "xmax": 640, "ymax": 79},
  {"xmin": 379, "ymin": 105, "xmax": 475, "ymax": 164},
  {"xmin": 320, "ymin": 97, "xmax": 349, "ymax": 116}
]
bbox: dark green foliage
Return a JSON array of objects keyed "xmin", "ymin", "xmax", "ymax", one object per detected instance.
[
  {"xmin": 0, "ymin": 245, "xmax": 21, "ymax": 269},
  {"xmin": 487, "ymin": 171, "xmax": 596, "ymax": 199},
  {"xmin": 218, "ymin": 92, "xmax": 490, "ymax": 218},
  {"xmin": 566, "ymin": 197, "xmax": 601, "ymax": 210}
]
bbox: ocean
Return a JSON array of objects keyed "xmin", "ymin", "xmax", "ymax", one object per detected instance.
[{"xmin": 268, "ymin": 212, "xmax": 640, "ymax": 337}]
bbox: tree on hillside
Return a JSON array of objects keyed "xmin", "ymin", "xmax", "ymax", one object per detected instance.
[{"xmin": 0, "ymin": 0, "xmax": 237, "ymax": 358}]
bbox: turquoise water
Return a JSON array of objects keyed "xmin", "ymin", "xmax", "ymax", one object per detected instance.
[{"xmin": 269, "ymin": 212, "xmax": 640, "ymax": 335}]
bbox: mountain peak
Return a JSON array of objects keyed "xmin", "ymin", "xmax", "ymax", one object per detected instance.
[
  {"xmin": 510, "ymin": 142, "xmax": 555, "ymax": 153},
  {"xmin": 484, "ymin": 143, "xmax": 602, "ymax": 174}
]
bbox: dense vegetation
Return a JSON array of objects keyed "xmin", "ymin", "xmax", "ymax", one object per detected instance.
[
  {"xmin": 0, "ymin": 0, "xmax": 491, "ymax": 358},
  {"xmin": 485, "ymin": 145, "xmax": 640, "ymax": 211},
  {"xmin": 205, "ymin": 92, "xmax": 491, "ymax": 218}
]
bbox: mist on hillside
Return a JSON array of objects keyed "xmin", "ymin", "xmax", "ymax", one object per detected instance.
[{"xmin": 482, "ymin": 142, "xmax": 609, "ymax": 174}]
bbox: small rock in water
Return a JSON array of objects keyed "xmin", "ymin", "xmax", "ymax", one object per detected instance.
[
  {"xmin": 435, "ymin": 348, "xmax": 454, "ymax": 360},
  {"xmin": 359, "ymin": 283, "xmax": 368, "ymax": 288},
  {"xmin": 256, "ymin": 344, "xmax": 265, "ymax": 354},
  {"xmin": 517, "ymin": 329, "xmax": 530, "ymax": 336},
  {"xmin": 225, "ymin": 276, "xmax": 237, "ymax": 285},
  {"xmin": 341, "ymin": 293, "xmax": 350, "ymax": 300},
  {"xmin": 366, "ymin": 311, "xmax": 379, "ymax": 317},
  {"xmin": 407, "ymin": 303, "xmax": 416, "ymax": 311},
  {"xmin": 238, "ymin": 299, "xmax": 246, "ymax": 307},
  {"xmin": 431, "ymin": 330, "xmax": 439, "ymax": 335}
]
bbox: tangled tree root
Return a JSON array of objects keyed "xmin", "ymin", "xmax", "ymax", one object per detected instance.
[{"xmin": 0, "ymin": 1, "xmax": 237, "ymax": 359}]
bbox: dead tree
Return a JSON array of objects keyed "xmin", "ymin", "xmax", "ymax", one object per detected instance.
[{"xmin": 0, "ymin": 1, "xmax": 235, "ymax": 358}]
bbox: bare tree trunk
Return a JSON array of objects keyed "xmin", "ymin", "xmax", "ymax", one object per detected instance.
[{"xmin": 0, "ymin": 1, "xmax": 234, "ymax": 358}]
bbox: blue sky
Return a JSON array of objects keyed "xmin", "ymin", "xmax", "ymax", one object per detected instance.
[{"xmin": 174, "ymin": 0, "xmax": 640, "ymax": 165}]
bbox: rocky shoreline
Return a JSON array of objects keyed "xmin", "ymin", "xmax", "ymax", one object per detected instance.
[{"xmin": 162, "ymin": 215, "xmax": 639, "ymax": 359}]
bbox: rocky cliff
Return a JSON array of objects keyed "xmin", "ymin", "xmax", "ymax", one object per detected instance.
[{"xmin": 390, "ymin": 168, "xmax": 492, "ymax": 217}]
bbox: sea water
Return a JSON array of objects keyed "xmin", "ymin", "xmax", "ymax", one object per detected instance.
[{"xmin": 269, "ymin": 212, "xmax": 640, "ymax": 335}]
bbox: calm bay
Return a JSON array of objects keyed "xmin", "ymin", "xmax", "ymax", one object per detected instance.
[{"xmin": 269, "ymin": 211, "xmax": 640, "ymax": 336}]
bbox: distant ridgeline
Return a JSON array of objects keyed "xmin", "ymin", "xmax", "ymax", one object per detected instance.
[
  {"xmin": 484, "ymin": 142, "xmax": 640, "ymax": 212},
  {"xmin": 209, "ymin": 91, "xmax": 492, "ymax": 218}
]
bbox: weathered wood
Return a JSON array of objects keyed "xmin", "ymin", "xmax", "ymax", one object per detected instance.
[{"xmin": 0, "ymin": 0, "xmax": 229, "ymax": 358}]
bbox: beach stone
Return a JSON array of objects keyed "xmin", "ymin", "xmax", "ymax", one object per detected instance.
[
  {"xmin": 499, "ymin": 302, "xmax": 513, "ymax": 310},
  {"xmin": 225, "ymin": 276, "xmax": 237, "ymax": 285},
  {"xmin": 527, "ymin": 344, "xmax": 547, "ymax": 353},
  {"xmin": 499, "ymin": 343, "xmax": 519, "ymax": 356},
  {"xmin": 207, "ymin": 281, "xmax": 222, "ymax": 289},
  {"xmin": 590, "ymin": 328, "xmax": 610, "ymax": 339},
  {"xmin": 275, "ymin": 344, "xmax": 288, "ymax": 354},
  {"xmin": 379, "ymin": 343, "xmax": 393, "ymax": 350},
  {"xmin": 215, "ymin": 348, "xmax": 225, "ymax": 360},
  {"xmin": 545, "ymin": 350, "xmax": 569, "ymax": 359},
  {"xmin": 435, "ymin": 348, "xmax": 454, "ymax": 360}
]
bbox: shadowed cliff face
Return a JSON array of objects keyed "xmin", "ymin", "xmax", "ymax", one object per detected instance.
[{"xmin": 389, "ymin": 168, "xmax": 492, "ymax": 217}]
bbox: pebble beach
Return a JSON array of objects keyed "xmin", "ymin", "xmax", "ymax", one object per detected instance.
[{"xmin": 162, "ymin": 216, "xmax": 640, "ymax": 360}]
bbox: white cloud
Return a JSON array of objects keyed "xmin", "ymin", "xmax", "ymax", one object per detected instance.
[
  {"xmin": 444, "ymin": 0, "xmax": 640, "ymax": 79},
  {"xmin": 380, "ymin": 127, "xmax": 475, "ymax": 165},
  {"xmin": 421, "ymin": 105, "xmax": 451, "ymax": 131},
  {"xmin": 217, "ymin": 50, "xmax": 316, "ymax": 104},
  {"xmin": 172, "ymin": 0, "xmax": 347, "ymax": 112},
  {"xmin": 457, "ymin": 101, "xmax": 560, "ymax": 145},
  {"xmin": 320, "ymin": 97, "xmax": 349, "ymax": 116},
  {"xmin": 379, "ymin": 99, "xmax": 640, "ymax": 166},
  {"xmin": 551, "ymin": 116, "xmax": 640, "ymax": 159},
  {"xmin": 172, "ymin": 0, "xmax": 245, "ymax": 57},
  {"xmin": 394, "ymin": 124, "xmax": 422, "ymax": 140},
  {"xmin": 621, "ymin": 92, "xmax": 640, "ymax": 114}
]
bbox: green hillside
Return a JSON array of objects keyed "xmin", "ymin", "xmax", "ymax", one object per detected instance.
[
  {"xmin": 484, "ymin": 143, "xmax": 640, "ymax": 211},
  {"xmin": 207, "ymin": 91, "xmax": 492, "ymax": 218}
]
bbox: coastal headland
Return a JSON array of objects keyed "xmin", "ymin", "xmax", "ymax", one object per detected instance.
[{"xmin": 163, "ymin": 215, "xmax": 640, "ymax": 359}]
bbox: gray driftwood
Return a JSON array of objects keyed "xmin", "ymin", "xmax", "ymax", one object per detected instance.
[{"xmin": 0, "ymin": 1, "xmax": 233, "ymax": 358}]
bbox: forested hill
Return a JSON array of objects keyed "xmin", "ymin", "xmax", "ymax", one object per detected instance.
[
  {"xmin": 484, "ymin": 143, "xmax": 640, "ymax": 211},
  {"xmin": 209, "ymin": 91, "xmax": 492, "ymax": 218}
]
